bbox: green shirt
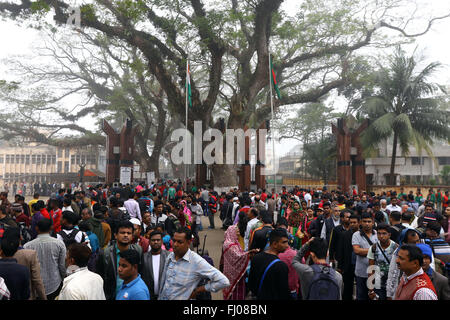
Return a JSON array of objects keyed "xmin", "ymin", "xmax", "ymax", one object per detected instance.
[{"xmin": 168, "ymin": 187, "xmax": 176, "ymax": 199}]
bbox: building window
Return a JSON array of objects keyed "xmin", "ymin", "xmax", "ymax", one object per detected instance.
[
  {"xmin": 0, "ymin": 155, "xmax": 3, "ymax": 164},
  {"xmin": 32, "ymin": 155, "xmax": 36, "ymax": 164},
  {"xmin": 20, "ymin": 154, "xmax": 25, "ymax": 164},
  {"xmin": 58, "ymin": 148, "xmax": 63, "ymax": 157},
  {"xmin": 36, "ymin": 155, "xmax": 41, "ymax": 165},
  {"xmin": 76, "ymin": 155, "xmax": 81, "ymax": 165},
  {"xmin": 65, "ymin": 148, "xmax": 70, "ymax": 158},
  {"xmin": 64, "ymin": 161, "xmax": 69, "ymax": 173},
  {"xmin": 411, "ymin": 157, "xmax": 425, "ymax": 165},
  {"xmin": 57, "ymin": 161, "xmax": 62, "ymax": 173},
  {"xmin": 52, "ymin": 155, "xmax": 56, "ymax": 164},
  {"xmin": 438, "ymin": 157, "xmax": 450, "ymax": 165},
  {"xmin": 10, "ymin": 154, "xmax": 14, "ymax": 164},
  {"xmin": 25, "ymin": 155, "xmax": 30, "ymax": 165},
  {"xmin": 5, "ymin": 155, "xmax": 9, "ymax": 164}
]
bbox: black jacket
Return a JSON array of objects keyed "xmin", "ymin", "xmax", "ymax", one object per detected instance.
[
  {"xmin": 248, "ymin": 252, "xmax": 290, "ymax": 300},
  {"xmin": 339, "ymin": 229, "xmax": 357, "ymax": 273},
  {"xmin": 95, "ymin": 241, "xmax": 143, "ymax": 300},
  {"xmin": 308, "ymin": 215, "xmax": 325, "ymax": 238},
  {"xmin": 141, "ymin": 250, "xmax": 170, "ymax": 300},
  {"xmin": 0, "ymin": 258, "xmax": 30, "ymax": 300},
  {"xmin": 329, "ymin": 225, "xmax": 348, "ymax": 265}
]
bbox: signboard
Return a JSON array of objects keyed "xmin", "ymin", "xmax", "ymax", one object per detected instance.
[
  {"xmin": 120, "ymin": 167, "xmax": 132, "ymax": 185},
  {"xmin": 146, "ymin": 172, "xmax": 155, "ymax": 185}
]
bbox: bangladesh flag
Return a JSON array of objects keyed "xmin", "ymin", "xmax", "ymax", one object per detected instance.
[
  {"xmin": 270, "ymin": 56, "xmax": 281, "ymax": 99},
  {"xmin": 186, "ymin": 61, "xmax": 192, "ymax": 107}
]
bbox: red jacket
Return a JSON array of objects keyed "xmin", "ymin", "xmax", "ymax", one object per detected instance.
[
  {"xmin": 50, "ymin": 208, "xmax": 62, "ymax": 234},
  {"xmin": 395, "ymin": 271, "xmax": 436, "ymax": 300}
]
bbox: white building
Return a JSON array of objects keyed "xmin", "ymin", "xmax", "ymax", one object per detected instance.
[{"xmin": 366, "ymin": 139, "xmax": 450, "ymax": 185}]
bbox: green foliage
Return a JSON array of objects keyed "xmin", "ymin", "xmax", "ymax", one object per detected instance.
[
  {"xmin": 441, "ymin": 165, "xmax": 450, "ymax": 185},
  {"xmin": 360, "ymin": 46, "xmax": 450, "ymax": 178},
  {"xmin": 0, "ymin": 80, "xmax": 20, "ymax": 92},
  {"xmin": 30, "ymin": 0, "xmax": 50, "ymax": 14},
  {"xmin": 300, "ymin": 134, "xmax": 336, "ymax": 181}
]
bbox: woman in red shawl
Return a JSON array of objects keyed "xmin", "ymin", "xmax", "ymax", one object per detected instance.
[
  {"xmin": 296, "ymin": 206, "xmax": 317, "ymax": 261},
  {"xmin": 221, "ymin": 211, "xmax": 258, "ymax": 300}
]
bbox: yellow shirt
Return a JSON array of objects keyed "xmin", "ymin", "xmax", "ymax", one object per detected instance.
[{"xmin": 28, "ymin": 199, "xmax": 39, "ymax": 216}]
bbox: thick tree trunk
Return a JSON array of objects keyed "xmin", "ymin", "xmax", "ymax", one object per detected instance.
[{"xmin": 389, "ymin": 132, "xmax": 398, "ymax": 185}]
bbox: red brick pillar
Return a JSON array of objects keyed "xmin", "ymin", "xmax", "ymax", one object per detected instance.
[
  {"xmin": 352, "ymin": 120, "xmax": 368, "ymax": 193},
  {"xmin": 332, "ymin": 119, "xmax": 351, "ymax": 193}
]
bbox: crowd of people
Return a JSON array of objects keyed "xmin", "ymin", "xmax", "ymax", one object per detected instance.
[{"xmin": 0, "ymin": 181, "xmax": 449, "ymax": 301}]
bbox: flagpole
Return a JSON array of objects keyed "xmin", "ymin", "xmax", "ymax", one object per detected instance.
[
  {"xmin": 268, "ymin": 53, "xmax": 276, "ymax": 196},
  {"xmin": 185, "ymin": 57, "xmax": 189, "ymax": 192}
]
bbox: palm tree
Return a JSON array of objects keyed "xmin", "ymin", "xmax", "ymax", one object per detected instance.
[{"xmin": 360, "ymin": 46, "xmax": 450, "ymax": 185}]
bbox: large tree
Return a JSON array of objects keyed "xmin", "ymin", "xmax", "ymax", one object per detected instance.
[
  {"xmin": 360, "ymin": 46, "xmax": 450, "ymax": 185},
  {"xmin": 0, "ymin": 30, "xmax": 178, "ymax": 178},
  {"xmin": 1, "ymin": 0, "xmax": 449, "ymax": 187}
]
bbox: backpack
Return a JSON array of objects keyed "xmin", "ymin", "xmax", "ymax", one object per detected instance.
[
  {"xmin": 87, "ymin": 247, "xmax": 102, "ymax": 273},
  {"xmin": 168, "ymin": 215, "xmax": 181, "ymax": 230},
  {"xmin": 17, "ymin": 222, "xmax": 32, "ymax": 245},
  {"xmin": 306, "ymin": 264, "xmax": 340, "ymax": 300},
  {"xmin": 59, "ymin": 229, "xmax": 85, "ymax": 248}
]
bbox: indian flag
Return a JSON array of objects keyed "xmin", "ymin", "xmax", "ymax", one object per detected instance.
[
  {"xmin": 186, "ymin": 60, "xmax": 192, "ymax": 108},
  {"xmin": 270, "ymin": 56, "xmax": 281, "ymax": 100}
]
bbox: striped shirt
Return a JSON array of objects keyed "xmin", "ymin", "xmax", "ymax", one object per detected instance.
[
  {"xmin": 24, "ymin": 234, "xmax": 66, "ymax": 295},
  {"xmin": 158, "ymin": 249, "xmax": 230, "ymax": 300}
]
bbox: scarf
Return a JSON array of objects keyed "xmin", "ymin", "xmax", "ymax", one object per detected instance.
[
  {"xmin": 180, "ymin": 200, "xmax": 192, "ymax": 224},
  {"xmin": 222, "ymin": 224, "xmax": 249, "ymax": 300}
]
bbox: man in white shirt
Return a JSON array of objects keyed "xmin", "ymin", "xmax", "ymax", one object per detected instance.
[
  {"xmin": 231, "ymin": 197, "xmax": 240, "ymax": 221},
  {"xmin": 394, "ymin": 244, "xmax": 437, "ymax": 300},
  {"xmin": 244, "ymin": 208, "xmax": 260, "ymax": 251},
  {"xmin": 58, "ymin": 243, "xmax": 105, "ymax": 300},
  {"xmin": 124, "ymin": 192, "xmax": 142, "ymax": 221},
  {"xmin": 386, "ymin": 198, "xmax": 401, "ymax": 213},
  {"xmin": 151, "ymin": 200, "xmax": 167, "ymax": 225},
  {"xmin": 141, "ymin": 231, "xmax": 170, "ymax": 300},
  {"xmin": 62, "ymin": 198, "xmax": 74, "ymax": 212},
  {"xmin": 304, "ymin": 190, "xmax": 312, "ymax": 207}
]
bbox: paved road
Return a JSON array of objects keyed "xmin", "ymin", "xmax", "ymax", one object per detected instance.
[
  {"xmin": 15, "ymin": 195, "xmax": 227, "ymax": 300},
  {"xmin": 196, "ymin": 214, "xmax": 226, "ymax": 300}
]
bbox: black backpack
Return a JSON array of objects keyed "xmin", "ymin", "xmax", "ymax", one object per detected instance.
[
  {"xmin": 307, "ymin": 264, "xmax": 340, "ymax": 300},
  {"xmin": 59, "ymin": 229, "xmax": 85, "ymax": 248},
  {"xmin": 17, "ymin": 222, "xmax": 32, "ymax": 245}
]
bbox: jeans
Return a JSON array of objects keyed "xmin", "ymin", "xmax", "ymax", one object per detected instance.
[
  {"xmin": 343, "ymin": 266, "xmax": 355, "ymax": 300},
  {"xmin": 46, "ymin": 281, "xmax": 63, "ymax": 300},
  {"xmin": 208, "ymin": 209, "xmax": 215, "ymax": 228},
  {"xmin": 355, "ymin": 276, "xmax": 369, "ymax": 300},
  {"xmin": 374, "ymin": 287, "xmax": 387, "ymax": 300}
]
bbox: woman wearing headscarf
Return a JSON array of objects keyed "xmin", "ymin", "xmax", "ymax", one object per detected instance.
[
  {"xmin": 287, "ymin": 201, "xmax": 303, "ymax": 249},
  {"xmin": 179, "ymin": 200, "xmax": 192, "ymax": 229},
  {"xmin": 221, "ymin": 211, "xmax": 258, "ymax": 300}
]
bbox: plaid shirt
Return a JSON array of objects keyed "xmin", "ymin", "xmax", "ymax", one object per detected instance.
[
  {"xmin": 24, "ymin": 234, "xmax": 66, "ymax": 295},
  {"xmin": 158, "ymin": 249, "xmax": 229, "ymax": 300}
]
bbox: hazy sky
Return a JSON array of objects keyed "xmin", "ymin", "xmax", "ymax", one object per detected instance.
[{"xmin": 1, "ymin": 0, "xmax": 450, "ymax": 156}]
